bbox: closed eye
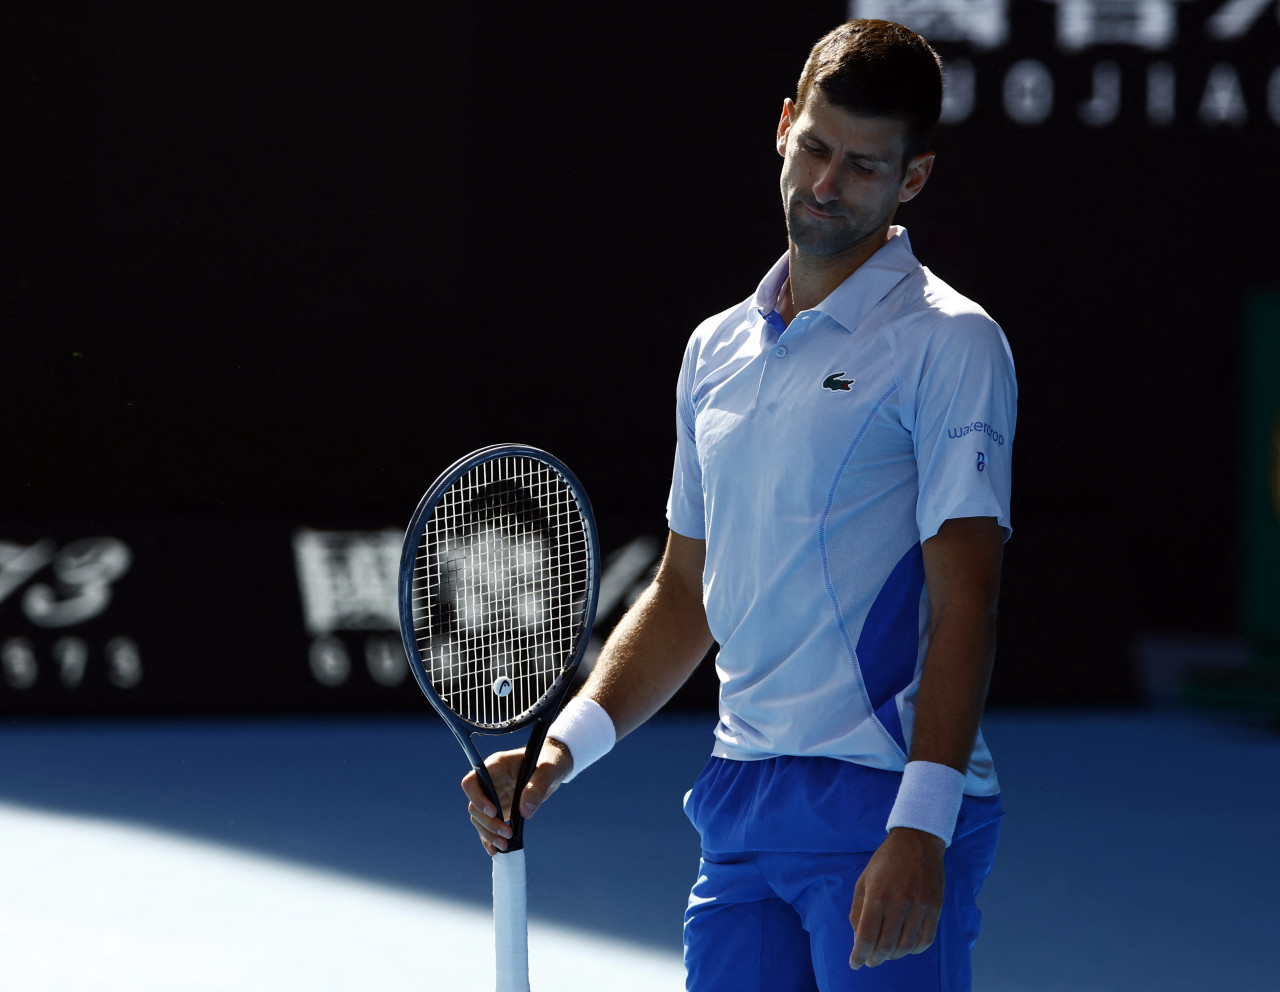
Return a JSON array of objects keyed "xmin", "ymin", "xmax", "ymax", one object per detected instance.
[{"xmin": 800, "ymin": 140, "xmax": 875, "ymax": 175}]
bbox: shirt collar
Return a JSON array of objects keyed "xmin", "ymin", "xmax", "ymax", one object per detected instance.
[
  {"xmin": 751, "ymin": 251, "xmax": 792, "ymax": 318},
  {"xmin": 752, "ymin": 225, "xmax": 921, "ymax": 333}
]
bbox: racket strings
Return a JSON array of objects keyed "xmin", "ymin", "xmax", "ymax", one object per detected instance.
[{"xmin": 410, "ymin": 455, "xmax": 591, "ymax": 729}]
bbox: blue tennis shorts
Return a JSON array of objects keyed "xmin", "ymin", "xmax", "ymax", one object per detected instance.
[{"xmin": 682, "ymin": 756, "xmax": 1002, "ymax": 992}]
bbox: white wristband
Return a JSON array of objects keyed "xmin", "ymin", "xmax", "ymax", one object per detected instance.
[
  {"xmin": 547, "ymin": 696, "xmax": 615, "ymax": 783},
  {"xmin": 885, "ymin": 760, "xmax": 967, "ymax": 847}
]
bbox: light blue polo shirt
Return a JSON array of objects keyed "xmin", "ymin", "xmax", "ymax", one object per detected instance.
[{"xmin": 666, "ymin": 226, "xmax": 1015, "ymax": 796}]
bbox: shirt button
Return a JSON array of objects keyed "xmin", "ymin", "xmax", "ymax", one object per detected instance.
[{"xmin": 774, "ymin": 346, "xmax": 788, "ymax": 358}]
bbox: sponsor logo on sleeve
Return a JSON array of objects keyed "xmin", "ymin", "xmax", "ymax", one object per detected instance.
[{"xmin": 947, "ymin": 420, "xmax": 1006, "ymax": 447}]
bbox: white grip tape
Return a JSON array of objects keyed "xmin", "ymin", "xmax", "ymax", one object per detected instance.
[
  {"xmin": 885, "ymin": 760, "xmax": 967, "ymax": 847},
  {"xmin": 492, "ymin": 849, "xmax": 530, "ymax": 992},
  {"xmin": 548, "ymin": 696, "xmax": 616, "ymax": 783}
]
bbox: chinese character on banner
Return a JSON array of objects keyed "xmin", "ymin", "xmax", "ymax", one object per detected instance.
[
  {"xmin": 1205, "ymin": 0, "xmax": 1280, "ymax": 40},
  {"xmin": 850, "ymin": 0, "xmax": 1010, "ymax": 49},
  {"xmin": 292, "ymin": 530, "xmax": 400, "ymax": 636},
  {"xmin": 292, "ymin": 529, "xmax": 405, "ymax": 690},
  {"xmin": 1042, "ymin": 0, "xmax": 1193, "ymax": 52}
]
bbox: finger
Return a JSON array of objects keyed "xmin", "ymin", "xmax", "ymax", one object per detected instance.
[
  {"xmin": 890, "ymin": 904, "xmax": 928, "ymax": 960},
  {"xmin": 464, "ymin": 763, "xmax": 516, "ymax": 853},
  {"xmin": 468, "ymin": 800, "xmax": 513, "ymax": 838},
  {"xmin": 460, "ymin": 771, "xmax": 499, "ymax": 819},
  {"xmin": 855, "ymin": 892, "xmax": 914, "ymax": 968},
  {"xmin": 516, "ymin": 758, "xmax": 565, "ymax": 819},
  {"xmin": 909, "ymin": 903, "xmax": 942, "ymax": 955},
  {"xmin": 849, "ymin": 873, "xmax": 865, "ymax": 925},
  {"xmin": 866, "ymin": 910, "xmax": 906, "ymax": 968},
  {"xmin": 468, "ymin": 804, "xmax": 513, "ymax": 852},
  {"xmin": 517, "ymin": 784, "xmax": 545, "ymax": 820},
  {"xmin": 465, "ymin": 748, "xmax": 526, "ymax": 816},
  {"xmin": 849, "ymin": 909, "xmax": 884, "ymax": 970},
  {"xmin": 848, "ymin": 874, "xmax": 869, "ymax": 969}
]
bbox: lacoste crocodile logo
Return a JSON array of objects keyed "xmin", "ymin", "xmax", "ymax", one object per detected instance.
[{"xmin": 822, "ymin": 372, "xmax": 855, "ymax": 391}]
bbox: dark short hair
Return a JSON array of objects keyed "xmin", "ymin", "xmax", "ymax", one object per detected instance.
[{"xmin": 795, "ymin": 19, "xmax": 943, "ymax": 165}]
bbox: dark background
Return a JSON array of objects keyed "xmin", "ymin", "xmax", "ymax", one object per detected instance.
[{"xmin": 6, "ymin": 2, "xmax": 1278, "ymax": 715}]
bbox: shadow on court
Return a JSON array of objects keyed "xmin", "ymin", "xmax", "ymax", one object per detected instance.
[
  {"xmin": 0, "ymin": 712, "xmax": 713, "ymax": 953},
  {"xmin": 0, "ymin": 708, "xmax": 1278, "ymax": 989}
]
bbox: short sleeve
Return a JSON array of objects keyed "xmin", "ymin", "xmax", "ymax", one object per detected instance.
[
  {"xmin": 665, "ymin": 335, "xmax": 706, "ymax": 539},
  {"xmin": 911, "ymin": 315, "xmax": 1017, "ymax": 544}
]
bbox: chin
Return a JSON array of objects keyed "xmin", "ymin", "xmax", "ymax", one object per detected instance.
[
  {"xmin": 790, "ymin": 230, "xmax": 860, "ymax": 258},
  {"xmin": 787, "ymin": 208, "xmax": 856, "ymax": 254}
]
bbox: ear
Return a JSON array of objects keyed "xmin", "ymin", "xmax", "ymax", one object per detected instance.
[
  {"xmin": 898, "ymin": 151, "xmax": 935, "ymax": 203},
  {"xmin": 777, "ymin": 98, "xmax": 798, "ymax": 157}
]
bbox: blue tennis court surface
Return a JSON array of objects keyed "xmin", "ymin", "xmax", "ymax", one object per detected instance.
[{"xmin": 1, "ymin": 707, "xmax": 1276, "ymax": 989}]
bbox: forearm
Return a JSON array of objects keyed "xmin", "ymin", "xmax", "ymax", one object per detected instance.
[
  {"xmin": 908, "ymin": 602, "xmax": 997, "ymax": 774},
  {"xmin": 908, "ymin": 515, "xmax": 1004, "ymax": 775},
  {"xmin": 855, "ymin": 519, "xmax": 1003, "ymax": 964},
  {"xmin": 883, "ymin": 593, "xmax": 996, "ymax": 847},
  {"xmin": 578, "ymin": 533, "xmax": 713, "ymax": 741}
]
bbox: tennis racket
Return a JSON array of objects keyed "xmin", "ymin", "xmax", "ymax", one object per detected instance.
[{"xmin": 397, "ymin": 443, "xmax": 600, "ymax": 992}]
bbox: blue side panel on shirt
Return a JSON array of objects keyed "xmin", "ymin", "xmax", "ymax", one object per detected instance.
[{"xmin": 856, "ymin": 542, "xmax": 924, "ymax": 754}]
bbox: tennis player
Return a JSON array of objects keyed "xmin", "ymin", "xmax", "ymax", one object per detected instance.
[{"xmin": 464, "ymin": 19, "xmax": 1016, "ymax": 990}]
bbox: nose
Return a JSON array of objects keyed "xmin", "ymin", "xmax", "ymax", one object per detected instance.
[{"xmin": 811, "ymin": 158, "xmax": 841, "ymax": 204}]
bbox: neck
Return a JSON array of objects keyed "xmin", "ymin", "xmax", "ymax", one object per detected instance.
[{"xmin": 778, "ymin": 224, "xmax": 892, "ymax": 325}]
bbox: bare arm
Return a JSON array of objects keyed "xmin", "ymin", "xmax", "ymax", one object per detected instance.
[
  {"xmin": 849, "ymin": 515, "xmax": 1004, "ymax": 969},
  {"xmin": 463, "ymin": 530, "xmax": 713, "ymax": 853},
  {"xmin": 909, "ymin": 515, "xmax": 1003, "ymax": 772},
  {"xmin": 576, "ymin": 529, "xmax": 714, "ymax": 740}
]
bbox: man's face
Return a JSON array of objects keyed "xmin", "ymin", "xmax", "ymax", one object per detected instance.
[{"xmin": 777, "ymin": 91, "xmax": 931, "ymax": 260}]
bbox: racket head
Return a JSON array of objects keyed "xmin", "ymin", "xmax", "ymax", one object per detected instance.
[{"xmin": 398, "ymin": 444, "xmax": 600, "ymax": 736}]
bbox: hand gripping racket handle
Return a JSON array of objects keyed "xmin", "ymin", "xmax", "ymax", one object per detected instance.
[{"xmin": 492, "ymin": 849, "xmax": 531, "ymax": 992}]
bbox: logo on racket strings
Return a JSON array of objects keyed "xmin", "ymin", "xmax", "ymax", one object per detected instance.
[{"xmin": 492, "ymin": 675, "xmax": 514, "ymax": 697}]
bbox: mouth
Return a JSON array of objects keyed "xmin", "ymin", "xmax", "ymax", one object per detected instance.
[{"xmin": 797, "ymin": 200, "xmax": 842, "ymax": 221}]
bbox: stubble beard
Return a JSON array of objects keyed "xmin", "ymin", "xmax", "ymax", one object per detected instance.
[{"xmin": 785, "ymin": 195, "xmax": 880, "ymax": 259}]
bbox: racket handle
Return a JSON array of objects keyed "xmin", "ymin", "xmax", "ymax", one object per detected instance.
[{"xmin": 492, "ymin": 849, "xmax": 531, "ymax": 992}]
